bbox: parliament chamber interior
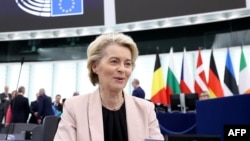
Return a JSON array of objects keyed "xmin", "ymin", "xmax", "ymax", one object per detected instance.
[{"xmin": 0, "ymin": 0, "xmax": 250, "ymax": 141}]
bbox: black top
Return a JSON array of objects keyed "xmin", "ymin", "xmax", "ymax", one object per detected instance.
[{"xmin": 102, "ymin": 102, "xmax": 128, "ymax": 141}]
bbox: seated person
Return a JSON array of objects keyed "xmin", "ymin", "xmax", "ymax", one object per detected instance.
[{"xmin": 199, "ymin": 91, "xmax": 210, "ymax": 100}]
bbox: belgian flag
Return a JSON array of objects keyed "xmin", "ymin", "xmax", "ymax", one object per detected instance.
[{"xmin": 151, "ymin": 50, "xmax": 168, "ymax": 105}]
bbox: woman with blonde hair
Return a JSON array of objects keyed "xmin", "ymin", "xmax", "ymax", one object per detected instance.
[{"xmin": 54, "ymin": 33, "xmax": 163, "ymax": 141}]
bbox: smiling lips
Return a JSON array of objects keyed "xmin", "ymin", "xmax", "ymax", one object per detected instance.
[{"xmin": 114, "ymin": 77, "xmax": 125, "ymax": 82}]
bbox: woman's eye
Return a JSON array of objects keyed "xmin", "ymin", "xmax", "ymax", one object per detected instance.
[
  {"xmin": 110, "ymin": 60, "xmax": 118, "ymax": 64},
  {"xmin": 125, "ymin": 62, "xmax": 132, "ymax": 67}
]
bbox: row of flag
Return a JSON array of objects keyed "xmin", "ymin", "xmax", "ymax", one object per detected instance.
[{"xmin": 151, "ymin": 47, "xmax": 250, "ymax": 105}]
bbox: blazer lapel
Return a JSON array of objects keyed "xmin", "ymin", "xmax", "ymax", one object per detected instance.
[
  {"xmin": 88, "ymin": 89, "xmax": 104, "ymax": 141},
  {"xmin": 125, "ymin": 93, "xmax": 142, "ymax": 141}
]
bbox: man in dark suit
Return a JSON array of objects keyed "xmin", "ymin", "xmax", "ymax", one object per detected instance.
[
  {"xmin": 37, "ymin": 88, "xmax": 54, "ymax": 124},
  {"xmin": 29, "ymin": 93, "xmax": 39, "ymax": 124},
  {"xmin": 11, "ymin": 86, "xmax": 30, "ymax": 123},
  {"xmin": 0, "ymin": 86, "xmax": 11, "ymax": 123},
  {"xmin": 132, "ymin": 78, "xmax": 145, "ymax": 99}
]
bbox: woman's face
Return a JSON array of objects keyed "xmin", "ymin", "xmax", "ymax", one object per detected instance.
[
  {"xmin": 11, "ymin": 91, "xmax": 17, "ymax": 99},
  {"xmin": 93, "ymin": 44, "xmax": 133, "ymax": 92}
]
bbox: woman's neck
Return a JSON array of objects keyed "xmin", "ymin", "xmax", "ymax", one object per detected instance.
[{"xmin": 99, "ymin": 88, "xmax": 124, "ymax": 111}]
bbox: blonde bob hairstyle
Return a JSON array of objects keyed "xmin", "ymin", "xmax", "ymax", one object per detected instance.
[{"xmin": 87, "ymin": 33, "xmax": 139, "ymax": 86}]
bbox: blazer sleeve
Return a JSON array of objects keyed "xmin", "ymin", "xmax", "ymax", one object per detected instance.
[
  {"xmin": 30, "ymin": 102, "xmax": 35, "ymax": 114},
  {"xmin": 54, "ymin": 99, "xmax": 76, "ymax": 141},
  {"xmin": 147, "ymin": 102, "xmax": 164, "ymax": 140},
  {"xmin": 0, "ymin": 94, "xmax": 4, "ymax": 103},
  {"xmin": 25, "ymin": 98, "xmax": 30, "ymax": 121},
  {"xmin": 132, "ymin": 89, "xmax": 138, "ymax": 97},
  {"xmin": 37, "ymin": 96, "xmax": 44, "ymax": 119}
]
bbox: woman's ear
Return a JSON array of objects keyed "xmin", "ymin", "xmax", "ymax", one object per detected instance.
[{"xmin": 92, "ymin": 63, "xmax": 97, "ymax": 74}]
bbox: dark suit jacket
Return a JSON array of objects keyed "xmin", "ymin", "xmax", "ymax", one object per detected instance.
[
  {"xmin": 11, "ymin": 94, "xmax": 30, "ymax": 123},
  {"xmin": 37, "ymin": 94, "xmax": 54, "ymax": 120},
  {"xmin": 0, "ymin": 93, "xmax": 11, "ymax": 111},
  {"xmin": 29, "ymin": 100, "xmax": 39, "ymax": 124},
  {"xmin": 132, "ymin": 86, "xmax": 145, "ymax": 99}
]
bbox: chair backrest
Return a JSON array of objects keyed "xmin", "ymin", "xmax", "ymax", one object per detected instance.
[
  {"xmin": 0, "ymin": 123, "xmax": 38, "ymax": 140},
  {"xmin": 31, "ymin": 125, "xmax": 43, "ymax": 141},
  {"xmin": 12, "ymin": 123, "xmax": 38, "ymax": 134},
  {"xmin": 42, "ymin": 115, "xmax": 61, "ymax": 141}
]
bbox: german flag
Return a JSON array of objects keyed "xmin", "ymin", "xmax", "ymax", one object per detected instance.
[
  {"xmin": 208, "ymin": 50, "xmax": 224, "ymax": 98},
  {"xmin": 151, "ymin": 50, "xmax": 167, "ymax": 105}
]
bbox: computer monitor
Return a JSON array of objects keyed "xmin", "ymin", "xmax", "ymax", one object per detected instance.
[
  {"xmin": 170, "ymin": 94, "xmax": 181, "ymax": 112},
  {"xmin": 155, "ymin": 103, "xmax": 168, "ymax": 113},
  {"xmin": 185, "ymin": 93, "xmax": 199, "ymax": 111}
]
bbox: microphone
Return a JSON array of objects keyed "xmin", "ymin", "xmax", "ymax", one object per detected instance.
[
  {"xmin": 5, "ymin": 57, "xmax": 25, "ymax": 140},
  {"xmin": 16, "ymin": 57, "xmax": 24, "ymax": 91}
]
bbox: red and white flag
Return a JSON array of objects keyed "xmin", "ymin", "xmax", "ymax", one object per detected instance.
[{"xmin": 194, "ymin": 49, "xmax": 207, "ymax": 94}]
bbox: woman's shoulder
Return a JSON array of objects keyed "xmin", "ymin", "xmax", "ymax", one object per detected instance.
[
  {"xmin": 65, "ymin": 89, "xmax": 100, "ymax": 106},
  {"xmin": 66, "ymin": 93, "xmax": 91, "ymax": 104},
  {"xmin": 125, "ymin": 93, "xmax": 154, "ymax": 108}
]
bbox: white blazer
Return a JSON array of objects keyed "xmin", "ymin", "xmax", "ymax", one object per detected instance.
[{"xmin": 54, "ymin": 89, "xmax": 164, "ymax": 141}]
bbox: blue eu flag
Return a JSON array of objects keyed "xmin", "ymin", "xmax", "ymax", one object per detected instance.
[{"xmin": 52, "ymin": 0, "xmax": 83, "ymax": 16}]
